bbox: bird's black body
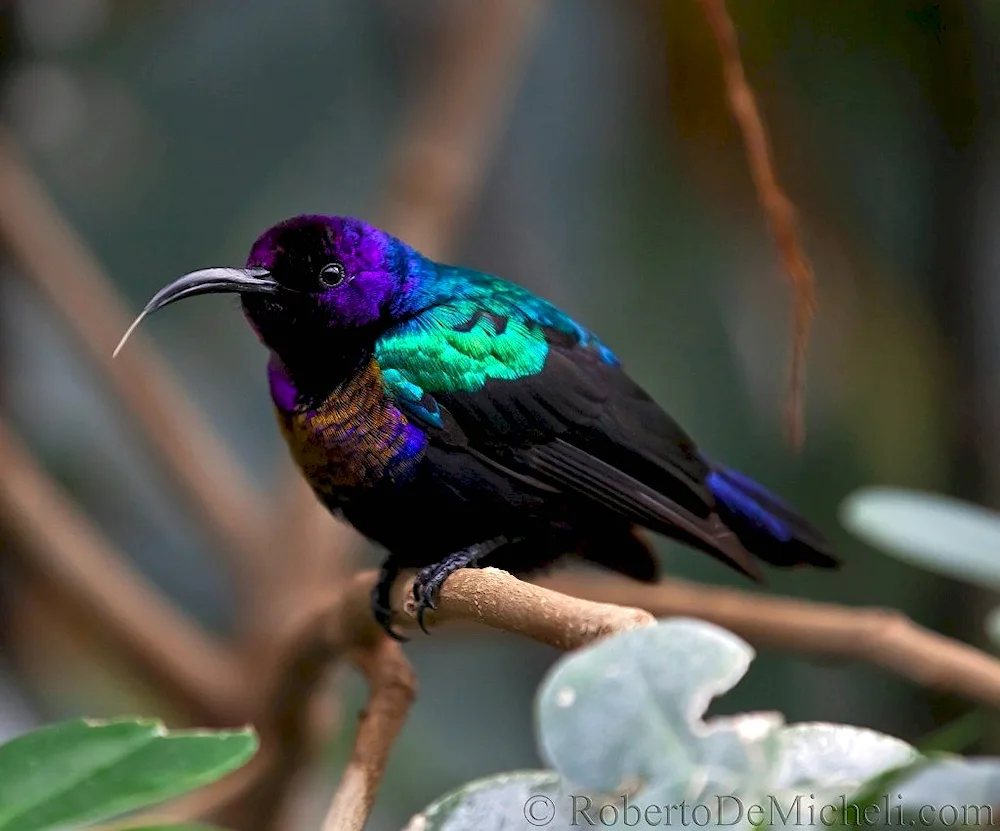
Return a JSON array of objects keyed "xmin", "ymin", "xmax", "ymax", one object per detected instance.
[{"xmin": 122, "ymin": 215, "xmax": 838, "ymax": 637}]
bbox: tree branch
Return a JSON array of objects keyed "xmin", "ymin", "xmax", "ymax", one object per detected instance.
[
  {"xmin": 389, "ymin": 568, "xmax": 655, "ymax": 648},
  {"xmin": 540, "ymin": 572, "xmax": 1000, "ymax": 710},
  {"xmin": 0, "ymin": 131, "xmax": 271, "ymax": 581},
  {"xmin": 322, "ymin": 640, "xmax": 417, "ymax": 831},
  {"xmin": 697, "ymin": 0, "xmax": 817, "ymax": 447},
  {"xmin": 0, "ymin": 419, "xmax": 242, "ymax": 724},
  {"xmin": 210, "ymin": 594, "xmax": 349, "ymax": 830}
]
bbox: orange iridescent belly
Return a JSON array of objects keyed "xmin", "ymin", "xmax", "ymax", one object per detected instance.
[{"xmin": 272, "ymin": 358, "xmax": 426, "ymax": 495}]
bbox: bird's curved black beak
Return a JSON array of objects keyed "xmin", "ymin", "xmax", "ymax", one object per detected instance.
[{"xmin": 113, "ymin": 267, "xmax": 278, "ymax": 357}]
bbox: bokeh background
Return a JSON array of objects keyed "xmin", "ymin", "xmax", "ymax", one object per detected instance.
[{"xmin": 1, "ymin": 0, "xmax": 998, "ymax": 828}]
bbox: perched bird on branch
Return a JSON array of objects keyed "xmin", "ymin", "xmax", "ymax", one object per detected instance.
[{"xmin": 117, "ymin": 215, "xmax": 837, "ymax": 638}]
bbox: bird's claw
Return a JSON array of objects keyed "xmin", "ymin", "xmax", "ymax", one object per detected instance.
[
  {"xmin": 408, "ymin": 537, "xmax": 507, "ymax": 634},
  {"xmin": 375, "ymin": 537, "xmax": 507, "ymax": 637},
  {"xmin": 371, "ymin": 562, "xmax": 409, "ymax": 642},
  {"xmin": 412, "ymin": 564, "xmax": 448, "ymax": 634}
]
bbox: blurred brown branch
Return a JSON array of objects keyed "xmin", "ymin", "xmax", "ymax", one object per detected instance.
[
  {"xmin": 0, "ymin": 419, "xmax": 242, "ymax": 724},
  {"xmin": 541, "ymin": 572, "xmax": 1000, "ymax": 711},
  {"xmin": 697, "ymin": 0, "xmax": 817, "ymax": 447},
  {"xmin": 0, "ymin": 131, "xmax": 273, "ymax": 584},
  {"xmin": 379, "ymin": 0, "xmax": 545, "ymax": 257},
  {"xmin": 322, "ymin": 640, "xmax": 416, "ymax": 831}
]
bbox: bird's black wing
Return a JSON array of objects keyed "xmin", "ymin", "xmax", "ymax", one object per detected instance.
[{"xmin": 376, "ymin": 295, "xmax": 761, "ymax": 578}]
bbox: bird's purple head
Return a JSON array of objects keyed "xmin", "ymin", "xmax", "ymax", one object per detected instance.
[
  {"xmin": 244, "ymin": 214, "xmax": 415, "ymax": 332},
  {"xmin": 112, "ymin": 214, "xmax": 427, "ymax": 375}
]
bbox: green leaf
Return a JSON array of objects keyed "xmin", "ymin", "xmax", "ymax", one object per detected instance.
[
  {"xmin": 771, "ymin": 724, "xmax": 919, "ymax": 792},
  {"xmin": 402, "ymin": 771, "xmax": 564, "ymax": 831},
  {"xmin": 0, "ymin": 718, "xmax": 257, "ymax": 831},
  {"xmin": 915, "ymin": 712, "xmax": 987, "ymax": 755},
  {"xmin": 409, "ymin": 620, "xmax": 1000, "ymax": 829},
  {"xmin": 536, "ymin": 617, "xmax": 783, "ymax": 803},
  {"xmin": 840, "ymin": 487, "xmax": 1000, "ymax": 589},
  {"xmin": 896, "ymin": 757, "xmax": 1000, "ymax": 805}
]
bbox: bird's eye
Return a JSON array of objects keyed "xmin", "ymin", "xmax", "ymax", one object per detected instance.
[{"xmin": 318, "ymin": 262, "xmax": 346, "ymax": 287}]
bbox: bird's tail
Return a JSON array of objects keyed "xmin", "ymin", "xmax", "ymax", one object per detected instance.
[{"xmin": 706, "ymin": 465, "xmax": 839, "ymax": 570}]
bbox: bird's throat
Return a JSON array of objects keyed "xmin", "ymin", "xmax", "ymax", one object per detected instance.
[
  {"xmin": 244, "ymin": 301, "xmax": 374, "ymax": 410},
  {"xmin": 265, "ymin": 340, "xmax": 373, "ymax": 412}
]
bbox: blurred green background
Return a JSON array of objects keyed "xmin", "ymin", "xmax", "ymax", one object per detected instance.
[{"xmin": 1, "ymin": 0, "xmax": 998, "ymax": 828}]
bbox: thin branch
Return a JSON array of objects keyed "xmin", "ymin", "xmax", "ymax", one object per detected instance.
[
  {"xmin": 97, "ymin": 562, "xmax": 1000, "ymax": 829},
  {"xmin": 0, "ymin": 131, "xmax": 271, "ymax": 580},
  {"xmin": 153, "ymin": 569, "xmax": 610, "ymax": 831},
  {"xmin": 323, "ymin": 640, "xmax": 417, "ymax": 831},
  {"xmin": 540, "ymin": 572, "xmax": 1000, "ymax": 711},
  {"xmin": 0, "ymin": 419, "xmax": 242, "ymax": 724},
  {"xmin": 324, "ymin": 568, "xmax": 655, "ymax": 652},
  {"xmin": 698, "ymin": 0, "xmax": 817, "ymax": 447}
]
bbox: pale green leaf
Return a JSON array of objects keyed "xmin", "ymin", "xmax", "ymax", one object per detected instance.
[
  {"xmin": 841, "ymin": 487, "xmax": 1000, "ymax": 589},
  {"xmin": 0, "ymin": 718, "xmax": 257, "ymax": 831}
]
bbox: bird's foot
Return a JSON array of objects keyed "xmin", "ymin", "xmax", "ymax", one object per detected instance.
[
  {"xmin": 412, "ymin": 536, "xmax": 507, "ymax": 634},
  {"xmin": 371, "ymin": 560, "xmax": 408, "ymax": 642}
]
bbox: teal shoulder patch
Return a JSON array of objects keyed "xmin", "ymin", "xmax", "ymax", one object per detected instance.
[
  {"xmin": 375, "ymin": 298, "xmax": 549, "ymax": 416},
  {"xmin": 381, "ymin": 367, "xmax": 443, "ymax": 428}
]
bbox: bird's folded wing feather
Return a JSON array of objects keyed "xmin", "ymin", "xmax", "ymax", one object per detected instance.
[{"xmin": 374, "ymin": 284, "xmax": 720, "ymax": 531}]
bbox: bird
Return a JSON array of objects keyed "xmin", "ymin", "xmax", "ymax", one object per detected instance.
[{"xmin": 116, "ymin": 214, "xmax": 838, "ymax": 638}]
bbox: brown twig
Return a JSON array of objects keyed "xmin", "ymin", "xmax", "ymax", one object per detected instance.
[
  {"xmin": 697, "ymin": 0, "xmax": 817, "ymax": 447},
  {"xmin": 184, "ymin": 565, "xmax": 646, "ymax": 831},
  {"xmin": 223, "ymin": 568, "xmax": 650, "ymax": 831},
  {"xmin": 389, "ymin": 568, "xmax": 655, "ymax": 648},
  {"xmin": 322, "ymin": 640, "xmax": 417, "ymax": 831},
  {"xmin": 0, "ymin": 419, "xmax": 242, "ymax": 724},
  {"xmin": 254, "ymin": 479, "xmax": 360, "ymax": 630},
  {"xmin": 541, "ymin": 572, "xmax": 1000, "ymax": 710},
  {"xmin": 316, "ymin": 569, "xmax": 654, "ymax": 652},
  {"xmin": 90, "ymin": 560, "xmax": 1000, "ymax": 829},
  {"xmin": 0, "ymin": 131, "xmax": 272, "ymax": 582}
]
